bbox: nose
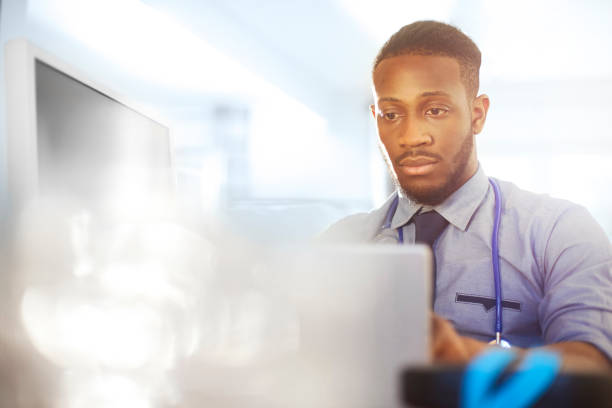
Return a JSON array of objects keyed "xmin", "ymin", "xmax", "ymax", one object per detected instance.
[{"xmin": 397, "ymin": 118, "xmax": 431, "ymax": 148}]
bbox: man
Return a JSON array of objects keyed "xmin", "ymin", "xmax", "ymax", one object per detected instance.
[{"xmin": 321, "ymin": 21, "xmax": 611, "ymax": 370}]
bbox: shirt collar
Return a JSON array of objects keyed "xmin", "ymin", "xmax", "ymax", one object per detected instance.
[{"xmin": 390, "ymin": 165, "xmax": 489, "ymax": 232}]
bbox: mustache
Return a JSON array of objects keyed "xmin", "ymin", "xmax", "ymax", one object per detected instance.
[{"xmin": 394, "ymin": 150, "xmax": 443, "ymax": 166}]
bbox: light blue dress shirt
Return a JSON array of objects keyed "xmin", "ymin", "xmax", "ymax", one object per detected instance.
[{"xmin": 320, "ymin": 166, "xmax": 612, "ymax": 358}]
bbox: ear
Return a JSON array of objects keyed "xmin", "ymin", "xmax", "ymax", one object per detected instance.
[
  {"xmin": 471, "ymin": 94, "xmax": 490, "ymax": 135},
  {"xmin": 370, "ymin": 104, "xmax": 376, "ymax": 119}
]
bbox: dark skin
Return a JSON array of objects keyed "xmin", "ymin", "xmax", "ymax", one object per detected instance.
[
  {"xmin": 371, "ymin": 54, "xmax": 610, "ymax": 372},
  {"xmin": 370, "ymin": 54, "xmax": 485, "ymax": 205}
]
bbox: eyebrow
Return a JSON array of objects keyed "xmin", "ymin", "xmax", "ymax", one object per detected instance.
[
  {"xmin": 420, "ymin": 91, "xmax": 451, "ymax": 98},
  {"xmin": 378, "ymin": 91, "xmax": 451, "ymax": 103}
]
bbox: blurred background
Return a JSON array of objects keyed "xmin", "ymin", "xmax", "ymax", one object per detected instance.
[
  {"xmin": 2, "ymin": 0, "xmax": 611, "ymax": 241},
  {"xmin": 1, "ymin": 1, "xmax": 612, "ymax": 407}
]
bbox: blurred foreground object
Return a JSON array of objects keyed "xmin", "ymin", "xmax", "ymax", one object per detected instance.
[
  {"xmin": 4, "ymin": 206, "xmax": 431, "ymax": 407},
  {"xmin": 402, "ymin": 349, "xmax": 612, "ymax": 407},
  {"xmin": 8, "ymin": 197, "xmax": 213, "ymax": 407}
]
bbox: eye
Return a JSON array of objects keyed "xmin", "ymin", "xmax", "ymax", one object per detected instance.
[
  {"xmin": 425, "ymin": 107, "xmax": 448, "ymax": 117},
  {"xmin": 385, "ymin": 112, "xmax": 398, "ymax": 120},
  {"xmin": 381, "ymin": 112, "xmax": 401, "ymax": 121}
]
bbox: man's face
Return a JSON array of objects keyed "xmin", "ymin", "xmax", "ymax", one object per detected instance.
[{"xmin": 371, "ymin": 54, "xmax": 488, "ymax": 205}]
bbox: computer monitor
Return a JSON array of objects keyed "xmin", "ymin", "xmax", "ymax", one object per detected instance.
[{"xmin": 4, "ymin": 39, "xmax": 174, "ymax": 214}]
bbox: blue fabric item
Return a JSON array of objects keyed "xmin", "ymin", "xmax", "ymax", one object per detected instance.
[{"xmin": 462, "ymin": 349, "xmax": 561, "ymax": 408}]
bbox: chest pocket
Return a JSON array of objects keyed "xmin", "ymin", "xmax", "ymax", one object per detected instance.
[{"xmin": 434, "ymin": 255, "xmax": 541, "ymax": 342}]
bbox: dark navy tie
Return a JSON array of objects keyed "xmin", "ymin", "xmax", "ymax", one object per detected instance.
[{"xmin": 413, "ymin": 211, "xmax": 449, "ymax": 307}]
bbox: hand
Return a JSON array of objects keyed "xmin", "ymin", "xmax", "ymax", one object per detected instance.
[
  {"xmin": 431, "ymin": 313, "xmax": 488, "ymax": 364},
  {"xmin": 431, "ymin": 314, "xmax": 611, "ymax": 372}
]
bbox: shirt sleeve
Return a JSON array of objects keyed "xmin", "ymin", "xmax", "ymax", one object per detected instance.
[{"xmin": 538, "ymin": 204, "xmax": 612, "ymax": 360}]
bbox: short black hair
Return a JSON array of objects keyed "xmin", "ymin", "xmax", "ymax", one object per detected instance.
[{"xmin": 373, "ymin": 21, "xmax": 481, "ymax": 98}]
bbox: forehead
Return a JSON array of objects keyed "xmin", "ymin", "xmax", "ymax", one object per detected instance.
[{"xmin": 372, "ymin": 54, "xmax": 465, "ymax": 101}]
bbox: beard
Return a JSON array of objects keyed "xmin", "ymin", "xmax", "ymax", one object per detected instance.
[{"xmin": 382, "ymin": 131, "xmax": 475, "ymax": 206}]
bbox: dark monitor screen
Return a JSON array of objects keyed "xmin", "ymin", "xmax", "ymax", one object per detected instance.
[{"xmin": 35, "ymin": 60, "xmax": 172, "ymax": 204}]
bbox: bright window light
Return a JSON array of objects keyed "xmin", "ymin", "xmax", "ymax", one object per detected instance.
[
  {"xmin": 480, "ymin": 1, "xmax": 612, "ymax": 80},
  {"xmin": 337, "ymin": 0, "xmax": 457, "ymax": 44},
  {"xmin": 249, "ymin": 91, "xmax": 332, "ymax": 198},
  {"xmin": 27, "ymin": 0, "xmax": 274, "ymax": 96}
]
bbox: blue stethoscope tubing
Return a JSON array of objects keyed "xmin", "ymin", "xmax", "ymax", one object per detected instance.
[
  {"xmin": 383, "ymin": 177, "xmax": 509, "ymax": 347},
  {"xmin": 489, "ymin": 177, "xmax": 503, "ymax": 344}
]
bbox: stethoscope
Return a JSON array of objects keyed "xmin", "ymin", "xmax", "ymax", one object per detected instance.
[{"xmin": 382, "ymin": 177, "xmax": 511, "ymax": 348}]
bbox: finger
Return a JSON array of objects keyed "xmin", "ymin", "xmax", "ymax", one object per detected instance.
[{"xmin": 431, "ymin": 315, "xmax": 471, "ymax": 363}]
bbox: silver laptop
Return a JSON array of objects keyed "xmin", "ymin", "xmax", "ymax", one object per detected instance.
[{"xmin": 180, "ymin": 244, "xmax": 431, "ymax": 408}]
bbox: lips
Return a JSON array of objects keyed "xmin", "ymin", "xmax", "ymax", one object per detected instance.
[
  {"xmin": 397, "ymin": 156, "xmax": 439, "ymax": 176},
  {"xmin": 399, "ymin": 156, "xmax": 438, "ymax": 167}
]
